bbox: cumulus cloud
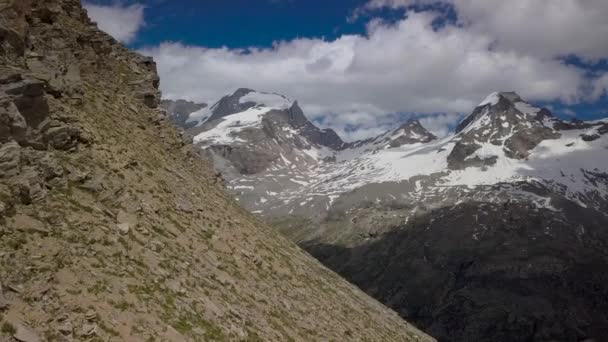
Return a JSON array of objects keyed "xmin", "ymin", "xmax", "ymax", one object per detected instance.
[
  {"xmin": 84, "ymin": 2, "xmax": 145, "ymax": 44},
  {"xmin": 418, "ymin": 112, "xmax": 464, "ymax": 137},
  {"xmin": 141, "ymin": 7, "xmax": 605, "ymax": 141},
  {"xmin": 592, "ymin": 73, "xmax": 608, "ymax": 100},
  {"xmin": 362, "ymin": 0, "xmax": 608, "ymax": 61}
]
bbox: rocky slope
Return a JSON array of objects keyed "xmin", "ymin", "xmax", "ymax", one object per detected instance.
[
  {"xmin": 189, "ymin": 89, "xmax": 608, "ymax": 341},
  {"xmin": 0, "ymin": 1, "xmax": 434, "ymax": 341}
]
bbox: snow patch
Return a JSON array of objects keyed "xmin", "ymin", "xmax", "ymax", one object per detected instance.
[
  {"xmin": 478, "ymin": 92, "xmax": 500, "ymax": 107},
  {"xmin": 239, "ymin": 92, "xmax": 292, "ymax": 110}
]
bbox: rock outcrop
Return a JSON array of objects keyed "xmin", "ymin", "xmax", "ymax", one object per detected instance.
[{"xmin": 0, "ymin": 1, "xmax": 432, "ymax": 341}]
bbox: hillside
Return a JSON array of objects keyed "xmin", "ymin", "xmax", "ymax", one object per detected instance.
[
  {"xmin": 0, "ymin": 1, "xmax": 433, "ymax": 341},
  {"xmin": 177, "ymin": 88, "xmax": 608, "ymax": 341}
]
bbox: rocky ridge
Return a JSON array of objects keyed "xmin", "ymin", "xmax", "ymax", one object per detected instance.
[
  {"xmin": 0, "ymin": 1, "xmax": 433, "ymax": 341},
  {"xmin": 188, "ymin": 88, "xmax": 608, "ymax": 341}
]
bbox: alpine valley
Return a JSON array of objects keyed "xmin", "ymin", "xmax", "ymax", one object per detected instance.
[{"xmin": 164, "ymin": 89, "xmax": 608, "ymax": 341}]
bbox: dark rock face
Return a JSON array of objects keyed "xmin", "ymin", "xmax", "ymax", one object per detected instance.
[
  {"xmin": 285, "ymin": 102, "xmax": 345, "ymax": 150},
  {"xmin": 305, "ymin": 200, "xmax": 608, "ymax": 342},
  {"xmin": 160, "ymin": 99, "xmax": 207, "ymax": 129}
]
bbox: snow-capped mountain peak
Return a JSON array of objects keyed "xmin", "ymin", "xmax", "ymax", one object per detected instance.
[
  {"xmin": 477, "ymin": 91, "xmax": 522, "ymax": 108},
  {"xmin": 364, "ymin": 119, "xmax": 437, "ymax": 150}
]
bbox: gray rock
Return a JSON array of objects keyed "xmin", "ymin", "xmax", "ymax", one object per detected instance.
[
  {"xmin": 37, "ymin": 154, "xmax": 64, "ymax": 181},
  {"xmin": 11, "ymin": 167, "xmax": 47, "ymax": 203},
  {"xmin": 80, "ymin": 323, "xmax": 97, "ymax": 337},
  {"xmin": 12, "ymin": 321, "xmax": 42, "ymax": 342},
  {"xmin": 2, "ymin": 79, "xmax": 44, "ymax": 98},
  {"xmin": 0, "ymin": 141, "xmax": 20, "ymax": 177},
  {"xmin": 43, "ymin": 122, "xmax": 81, "ymax": 151},
  {"xmin": 56, "ymin": 321, "xmax": 73, "ymax": 335},
  {"xmin": 116, "ymin": 223, "xmax": 130, "ymax": 235},
  {"xmin": 175, "ymin": 198, "xmax": 193, "ymax": 213},
  {"xmin": 0, "ymin": 94, "xmax": 26, "ymax": 143},
  {"xmin": 2, "ymin": 78, "xmax": 49, "ymax": 128}
]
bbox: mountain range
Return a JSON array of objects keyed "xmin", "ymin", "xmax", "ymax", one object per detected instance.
[{"xmin": 164, "ymin": 88, "xmax": 608, "ymax": 341}]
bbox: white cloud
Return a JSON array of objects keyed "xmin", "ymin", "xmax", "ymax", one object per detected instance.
[
  {"xmin": 362, "ymin": 0, "xmax": 608, "ymax": 61},
  {"xmin": 84, "ymin": 2, "xmax": 145, "ymax": 44},
  {"xmin": 592, "ymin": 73, "xmax": 608, "ymax": 100},
  {"xmin": 561, "ymin": 108, "xmax": 577, "ymax": 117},
  {"xmin": 141, "ymin": 9, "xmax": 601, "ymax": 141},
  {"xmin": 419, "ymin": 112, "xmax": 464, "ymax": 137}
]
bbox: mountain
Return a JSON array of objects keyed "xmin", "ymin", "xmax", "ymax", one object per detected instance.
[
  {"xmin": 161, "ymin": 99, "xmax": 208, "ymax": 129},
  {"xmin": 0, "ymin": 1, "xmax": 433, "ymax": 341},
  {"xmin": 191, "ymin": 89, "xmax": 608, "ymax": 341}
]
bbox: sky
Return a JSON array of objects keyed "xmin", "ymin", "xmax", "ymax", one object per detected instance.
[{"xmin": 83, "ymin": 0, "xmax": 608, "ymax": 141}]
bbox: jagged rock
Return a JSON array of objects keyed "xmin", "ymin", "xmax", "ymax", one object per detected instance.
[
  {"xmin": 36, "ymin": 154, "xmax": 64, "ymax": 181},
  {"xmin": 130, "ymin": 57, "xmax": 161, "ymax": 109},
  {"xmin": 56, "ymin": 321, "xmax": 73, "ymax": 335},
  {"xmin": 80, "ymin": 323, "xmax": 97, "ymax": 337},
  {"xmin": 43, "ymin": 122, "xmax": 81, "ymax": 151},
  {"xmin": 0, "ymin": 140, "xmax": 20, "ymax": 177},
  {"xmin": 12, "ymin": 321, "xmax": 42, "ymax": 342},
  {"xmin": 11, "ymin": 167, "xmax": 46, "ymax": 203},
  {"xmin": 0, "ymin": 94, "xmax": 26, "ymax": 143}
]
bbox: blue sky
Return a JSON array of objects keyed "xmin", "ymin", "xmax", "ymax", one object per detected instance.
[{"xmin": 84, "ymin": 0, "xmax": 608, "ymax": 140}]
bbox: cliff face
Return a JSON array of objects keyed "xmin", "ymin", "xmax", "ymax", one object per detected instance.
[{"xmin": 0, "ymin": 1, "xmax": 433, "ymax": 341}]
